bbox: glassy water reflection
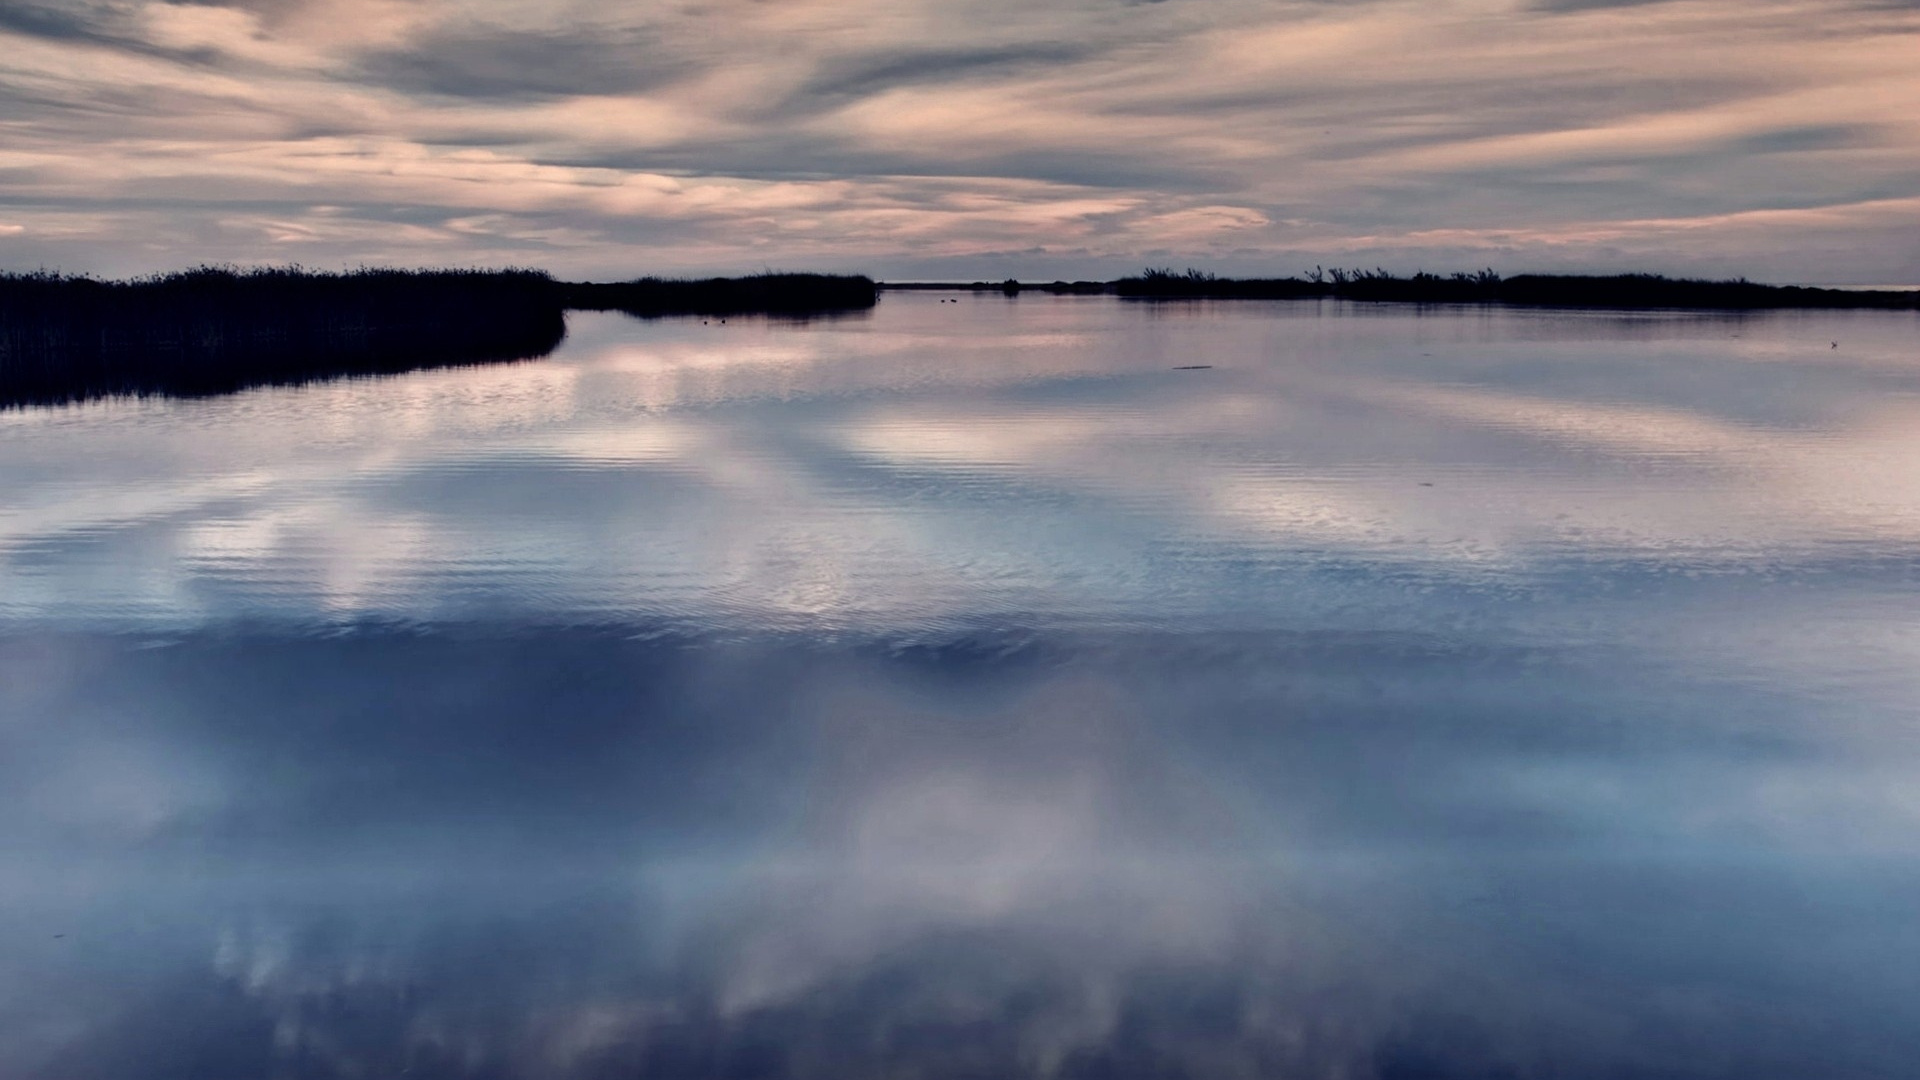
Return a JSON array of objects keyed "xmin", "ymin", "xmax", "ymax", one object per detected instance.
[{"xmin": 4, "ymin": 296, "xmax": 1919, "ymax": 1078}]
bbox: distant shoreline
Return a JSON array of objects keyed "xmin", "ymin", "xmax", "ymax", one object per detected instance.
[
  {"xmin": 881, "ymin": 271, "xmax": 1920, "ymax": 310},
  {"xmin": 7, "ymin": 265, "xmax": 1912, "ymax": 407}
]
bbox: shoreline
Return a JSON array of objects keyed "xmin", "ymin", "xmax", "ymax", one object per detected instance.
[
  {"xmin": 880, "ymin": 271, "xmax": 1920, "ymax": 310},
  {"xmin": 7, "ymin": 265, "xmax": 1911, "ymax": 407},
  {"xmin": 0, "ymin": 269, "xmax": 877, "ymax": 407}
]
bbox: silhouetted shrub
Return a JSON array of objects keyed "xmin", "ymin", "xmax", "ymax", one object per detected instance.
[
  {"xmin": 1114, "ymin": 268, "xmax": 1920, "ymax": 309},
  {"xmin": 2, "ymin": 268, "xmax": 885, "ymax": 406},
  {"xmin": 562, "ymin": 273, "xmax": 877, "ymax": 317},
  {"xmin": 0, "ymin": 267, "xmax": 567, "ymax": 406}
]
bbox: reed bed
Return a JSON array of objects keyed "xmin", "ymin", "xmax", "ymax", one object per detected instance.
[
  {"xmin": 562, "ymin": 273, "xmax": 877, "ymax": 317},
  {"xmin": 1112, "ymin": 268, "xmax": 1920, "ymax": 309},
  {"xmin": 0, "ymin": 267, "xmax": 567, "ymax": 406},
  {"xmin": 0, "ymin": 268, "xmax": 879, "ymax": 406}
]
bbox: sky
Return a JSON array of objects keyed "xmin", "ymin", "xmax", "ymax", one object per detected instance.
[{"xmin": 0, "ymin": 0, "xmax": 1917, "ymax": 282}]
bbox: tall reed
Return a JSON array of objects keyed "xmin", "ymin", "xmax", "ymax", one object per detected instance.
[
  {"xmin": 0, "ymin": 267, "xmax": 567, "ymax": 406},
  {"xmin": 1113, "ymin": 268, "xmax": 1920, "ymax": 309}
]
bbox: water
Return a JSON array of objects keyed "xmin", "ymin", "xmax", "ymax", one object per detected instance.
[{"xmin": 4, "ymin": 295, "xmax": 1919, "ymax": 1078}]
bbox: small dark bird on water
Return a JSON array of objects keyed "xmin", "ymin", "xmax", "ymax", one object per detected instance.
[{"xmin": 1832, "ymin": 341, "xmax": 1839, "ymax": 348}]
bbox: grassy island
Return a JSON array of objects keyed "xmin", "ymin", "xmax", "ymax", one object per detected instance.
[
  {"xmin": 7, "ymin": 263, "xmax": 1909, "ymax": 406},
  {"xmin": 882, "ymin": 270, "xmax": 1919, "ymax": 309},
  {"xmin": 563, "ymin": 273, "xmax": 878, "ymax": 317},
  {"xmin": 1109, "ymin": 268, "xmax": 1920, "ymax": 309},
  {"xmin": 0, "ymin": 268, "xmax": 878, "ymax": 406}
]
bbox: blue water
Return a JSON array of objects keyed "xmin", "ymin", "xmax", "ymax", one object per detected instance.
[{"xmin": 4, "ymin": 295, "xmax": 1919, "ymax": 1077}]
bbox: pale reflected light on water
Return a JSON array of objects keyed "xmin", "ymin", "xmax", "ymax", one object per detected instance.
[{"xmin": 3, "ymin": 296, "xmax": 1919, "ymax": 1078}]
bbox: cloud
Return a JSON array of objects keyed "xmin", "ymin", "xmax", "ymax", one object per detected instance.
[
  {"xmin": 0, "ymin": 0, "xmax": 1916, "ymax": 278},
  {"xmin": 795, "ymin": 43, "xmax": 1098, "ymax": 105},
  {"xmin": 1529, "ymin": 0, "xmax": 1674, "ymax": 10},
  {"xmin": 0, "ymin": 1, "xmax": 130, "ymax": 44},
  {"xmin": 355, "ymin": 23, "xmax": 693, "ymax": 102}
]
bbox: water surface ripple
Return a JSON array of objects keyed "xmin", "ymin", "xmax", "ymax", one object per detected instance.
[{"xmin": 3, "ymin": 296, "xmax": 1919, "ymax": 1078}]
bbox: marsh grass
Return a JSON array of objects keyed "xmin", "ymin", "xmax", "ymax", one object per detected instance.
[
  {"xmin": 0, "ymin": 266, "xmax": 567, "ymax": 407},
  {"xmin": 0, "ymin": 268, "xmax": 878, "ymax": 406},
  {"xmin": 562, "ymin": 272, "xmax": 877, "ymax": 317},
  {"xmin": 1113, "ymin": 268, "xmax": 1920, "ymax": 309}
]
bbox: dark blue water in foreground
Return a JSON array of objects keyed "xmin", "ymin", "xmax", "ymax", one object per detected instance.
[{"xmin": 4, "ymin": 296, "xmax": 1919, "ymax": 1078}]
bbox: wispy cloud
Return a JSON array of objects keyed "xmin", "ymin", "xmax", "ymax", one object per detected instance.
[{"xmin": 0, "ymin": 0, "xmax": 1915, "ymax": 279}]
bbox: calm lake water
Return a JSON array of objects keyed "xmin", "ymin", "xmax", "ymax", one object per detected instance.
[{"xmin": 4, "ymin": 295, "xmax": 1919, "ymax": 1078}]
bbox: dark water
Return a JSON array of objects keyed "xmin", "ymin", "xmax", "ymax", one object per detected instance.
[{"xmin": 4, "ymin": 297, "xmax": 1919, "ymax": 1078}]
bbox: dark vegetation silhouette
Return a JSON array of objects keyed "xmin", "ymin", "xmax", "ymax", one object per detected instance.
[
  {"xmin": 562, "ymin": 272, "xmax": 877, "ymax": 317},
  {"xmin": 884, "ymin": 279, "xmax": 1109, "ymax": 294},
  {"xmin": 1, "ymin": 268, "xmax": 877, "ymax": 407},
  {"xmin": 882, "ymin": 269, "xmax": 1919, "ymax": 308},
  {"xmin": 0, "ymin": 267, "xmax": 563, "ymax": 407},
  {"xmin": 1109, "ymin": 267, "xmax": 1920, "ymax": 309},
  {"xmin": 9, "ymin": 262, "xmax": 1908, "ymax": 406}
]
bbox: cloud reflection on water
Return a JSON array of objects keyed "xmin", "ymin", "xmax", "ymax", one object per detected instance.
[
  {"xmin": 4, "ymin": 298, "xmax": 1920, "ymax": 1076},
  {"xmin": 4, "ymin": 298, "xmax": 1919, "ymax": 636},
  {"xmin": 8, "ymin": 625, "xmax": 1917, "ymax": 1078}
]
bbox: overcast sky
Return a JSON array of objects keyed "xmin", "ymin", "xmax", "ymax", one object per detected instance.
[{"xmin": 1, "ymin": 0, "xmax": 1916, "ymax": 281}]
